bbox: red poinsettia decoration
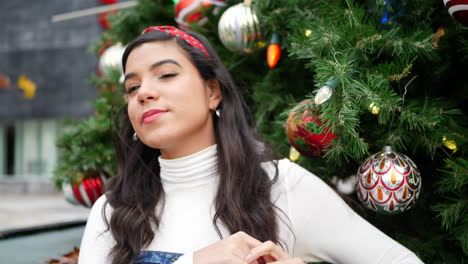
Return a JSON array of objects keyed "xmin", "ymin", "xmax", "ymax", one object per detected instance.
[{"xmin": 98, "ymin": 0, "xmax": 118, "ymax": 29}]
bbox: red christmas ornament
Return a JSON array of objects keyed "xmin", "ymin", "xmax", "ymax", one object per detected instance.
[
  {"xmin": 444, "ymin": 0, "xmax": 468, "ymax": 26},
  {"xmin": 96, "ymin": 65, "xmax": 103, "ymax": 77},
  {"xmin": 267, "ymin": 33, "xmax": 281, "ymax": 68},
  {"xmin": 63, "ymin": 170, "xmax": 108, "ymax": 208},
  {"xmin": 98, "ymin": 12, "xmax": 114, "ymax": 30},
  {"xmin": 286, "ymin": 100, "xmax": 336, "ymax": 157},
  {"xmin": 100, "ymin": 0, "xmax": 117, "ymax": 4},
  {"xmin": 98, "ymin": 0, "xmax": 118, "ymax": 29},
  {"xmin": 0, "ymin": 74, "xmax": 10, "ymax": 89},
  {"xmin": 175, "ymin": 0, "xmax": 225, "ymax": 29}
]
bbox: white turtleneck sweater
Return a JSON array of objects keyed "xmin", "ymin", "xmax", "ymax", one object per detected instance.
[{"xmin": 79, "ymin": 144, "xmax": 423, "ymax": 264}]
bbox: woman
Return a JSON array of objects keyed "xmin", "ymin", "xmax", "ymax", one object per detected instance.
[{"xmin": 78, "ymin": 26, "xmax": 424, "ymax": 264}]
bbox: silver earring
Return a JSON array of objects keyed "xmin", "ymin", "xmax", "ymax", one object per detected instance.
[
  {"xmin": 215, "ymin": 109, "xmax": 221, "ymax": 118},
  {"xmin": 133, "ymin": 132, "xmax": 138, "ymax": 141}
]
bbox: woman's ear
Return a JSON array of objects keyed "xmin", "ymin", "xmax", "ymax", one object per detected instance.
[{"xmin": 206, "ymin": 79, "xmax": 222, "ymax": 110}]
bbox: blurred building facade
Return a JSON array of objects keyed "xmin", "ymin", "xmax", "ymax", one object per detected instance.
[{"xmin": 0, "ymin": 0, "xmax": 103, "ymax": 192}]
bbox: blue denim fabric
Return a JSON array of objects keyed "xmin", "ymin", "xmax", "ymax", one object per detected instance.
[{"xmin": 134, "ymin": 251, "xmax": 183, "ymax": 264}]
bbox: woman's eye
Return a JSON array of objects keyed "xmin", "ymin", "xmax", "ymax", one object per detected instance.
[
  {"xmin": 160, "ymin": 73, "xmax": 177, "ymax": 79},
  {"xmin": 125, "ymin": 74, "xmax": 176, "ymax": 93},
  {"xmin": 126, "ymin": 85, "xmax": 139, "ymax": 94}
]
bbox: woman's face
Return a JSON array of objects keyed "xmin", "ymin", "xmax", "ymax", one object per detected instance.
[{"xmin": 124, "ymin": 40, "xmax": 221, "ymax": 159}]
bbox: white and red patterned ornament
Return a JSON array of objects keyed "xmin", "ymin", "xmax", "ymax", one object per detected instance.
[
  {"xmin": 63, "ymin": 171, "xmax": 108, "ymax": 208},
  {"xmin": 443, "ymin": 0, "xmax": 468, "ymax": 26},
  {"xmin": 175, "ymin": 0, "xmax": 226, "ymax": 29},
  {"xmin": 356, "ymin": 146, "xmax": 422, "ymax": 214}
]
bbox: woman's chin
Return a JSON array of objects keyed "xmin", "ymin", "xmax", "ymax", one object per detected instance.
[{"xmin": 139, "ymin": 137, "xmax": 166, "ymax": 150}]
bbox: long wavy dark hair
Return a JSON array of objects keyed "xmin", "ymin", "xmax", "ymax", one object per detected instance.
[{"xmin": 104, "ymin": 29, "xmax": 284, "ymax": 264}]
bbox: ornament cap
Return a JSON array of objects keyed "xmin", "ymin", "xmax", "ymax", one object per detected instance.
[{"xmin": 382, "ymin": 145, "xmax": 392, "ymax": 153}]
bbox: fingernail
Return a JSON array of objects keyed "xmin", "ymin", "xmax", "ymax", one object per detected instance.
[{"xmin": 244, "ymin": 253, "xmax": 253, "ymax": 263}]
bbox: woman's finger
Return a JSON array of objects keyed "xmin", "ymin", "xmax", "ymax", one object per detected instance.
[
  {"xmin": 266, "ymin": 257, "xmax": 305, "ymax": 264},
  {"xmin": 230, "ymin": 232, "xmax": 263, "ymax": 262},
  {"xmin": 244, "ymin": 241, "xmax": 290, "ymax": 263},
  {"xmin": 235, "ymin": 231, "xmax": 263, "ymax": 248}
]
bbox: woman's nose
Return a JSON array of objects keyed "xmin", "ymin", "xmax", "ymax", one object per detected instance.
[{"xmin": 137, "ymin": 82, "xmax": 159, "ymax": 103}]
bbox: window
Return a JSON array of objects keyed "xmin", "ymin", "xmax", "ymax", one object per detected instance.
[
  {"xmin": 6, "ymin": 124, "xmax": 15, "ymax": 175},
  {"xmin": 0, "ymin": 120, "xmax": 58, "ymax": 177}
]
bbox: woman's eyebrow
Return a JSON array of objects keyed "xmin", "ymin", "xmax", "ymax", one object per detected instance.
[
  {"xmin": 124, "ymin": 59, "xmax": 182, "ymax": 83},
  {"xmin": 124, "ymin": 72, "xmax": 137, "ymax": 83},
  {"xmin": 149, "ymin": 59, "xmax": 182, "ymax": 70}
]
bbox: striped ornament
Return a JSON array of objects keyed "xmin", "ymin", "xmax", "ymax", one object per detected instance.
[
  {"xmin": 175, "ymin": 0, "xmax": 226, "ymax": 29},
  {"xmin": 444, "ymin": 0, "xmax": 468, "ymax": 26},
  {"xmin": 63, "ymin": 172, "xmax": 108, "ymax": 208}
]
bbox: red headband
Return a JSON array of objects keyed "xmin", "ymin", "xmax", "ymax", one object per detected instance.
[{"xmin": 141, "ymin": 25, "xmax": 210, "ymax": 58}]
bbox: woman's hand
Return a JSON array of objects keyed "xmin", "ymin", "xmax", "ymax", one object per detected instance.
[
  {"xmin": 193, "ymin": 231, "xmax": 263, "ymax": 264},
  {"xmin": 244, "ymin": 241, "xmax": 305, "ymax": 264},
  {"xmin": 193, "ymin": 232, "xmax": 303, "ymax": 264}
]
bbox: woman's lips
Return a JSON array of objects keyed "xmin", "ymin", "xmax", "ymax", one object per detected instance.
[{"xmin": 142, "ymin": 110, "xmax": 167, "ymax": 124}]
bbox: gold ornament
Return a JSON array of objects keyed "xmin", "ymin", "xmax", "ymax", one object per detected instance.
[
  {"xmin": 17, "ymin": 74, "xmax": 37, "ymax": 99},
  {"xmin": 369, "ymin": 102, "xmax": 380, "ymax": 115},
  {"xmin": 217, "ymin": 0, "xmax": 265, "ymax": 53},
  {"xmin": 442, "ymin": 136, "xmax": 457, "ymax": 154},
  {"xmin": 289, "ymin": 146, "xmax": 301, "ymax": 161}
]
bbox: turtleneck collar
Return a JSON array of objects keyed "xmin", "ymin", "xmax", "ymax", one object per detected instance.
[{"xmin": 158, "ymin": 144, "xmax": 218, "ymax": 189}]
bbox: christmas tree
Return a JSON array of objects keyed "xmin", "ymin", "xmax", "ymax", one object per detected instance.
[{"xmin": 54, "ymin": 0, "xmax": 467, "ymax": 262}]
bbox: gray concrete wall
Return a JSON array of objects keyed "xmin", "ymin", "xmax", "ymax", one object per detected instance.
[{"xmin": 0, "ymin": 0, "xmax": 104, "ymax": 120}]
